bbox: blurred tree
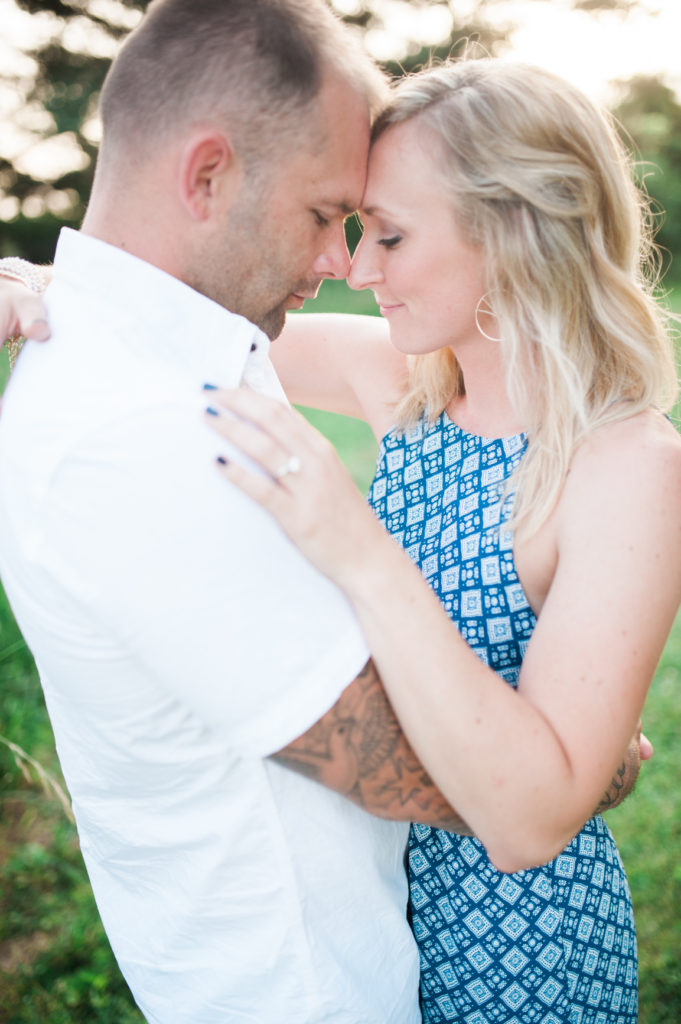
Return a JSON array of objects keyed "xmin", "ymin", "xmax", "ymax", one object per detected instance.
[
  {"xmin": 0, "ymin": 0, "xmax": 654, "ymax": 262},
  {"xmin": 1, "ymin": 0, "xmax": 140, "ymax": 260},
  {"xmin": 614, "ymin": 74, "xmax": 681, "ymax": 284},
  {"xmin": 572, "ymin": 0, "xmax": 638, "ymax": 10}
]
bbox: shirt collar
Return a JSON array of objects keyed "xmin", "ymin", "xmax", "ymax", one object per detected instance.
[{"xmin": 53, "ymin": 228, "xmax": 270, "ymax": 388}]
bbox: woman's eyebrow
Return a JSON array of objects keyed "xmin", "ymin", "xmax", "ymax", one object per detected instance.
[{"xmin": 360, "ymin": 204, "xmax": 394, "ymax": 219}]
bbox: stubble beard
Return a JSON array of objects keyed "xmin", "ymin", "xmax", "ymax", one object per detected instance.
[
  {"xmin": 256, "ymin": 302, "xmax": 288, "ymax": 340},
  {"xmin": 187, "ymin": 169, "xmax": 320, "ymax": 340},
  {"xmin": 204, "ymin": 193, "xmax": 297, "ymax": 340}
]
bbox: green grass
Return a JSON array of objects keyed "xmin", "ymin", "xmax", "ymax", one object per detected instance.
[
  {"xmin": 1, "ymin": 285, "xmax": 680, "ymax": 1021},
  {"xmin": 293, "ymin": 276, "xmax": 380, "ymax": 317},
  {"xmin": 608, "ymin": 629, "xmax": 681, "ymax": 1022}
]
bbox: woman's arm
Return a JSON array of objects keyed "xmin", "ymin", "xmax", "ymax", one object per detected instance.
[
  {"xmin": 272, "ymin": 312, "xmax": 406, "ymax": 437},
  {"xmin": 205, "ymin": 389, "xmax": 681, "ymax": 873}
]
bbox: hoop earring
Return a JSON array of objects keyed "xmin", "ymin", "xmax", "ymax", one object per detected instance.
[{"xmin": 474, "ymin": 293, "xmax": 502, "ymax": 343}]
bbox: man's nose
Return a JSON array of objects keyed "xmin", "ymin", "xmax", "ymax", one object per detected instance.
[{"xmin": 312, "ymin": 223, "xmax": 352, "ymax": 281}]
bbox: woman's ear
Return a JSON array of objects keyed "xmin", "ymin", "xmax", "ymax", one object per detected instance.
[{"xmin": 178, "ymin": 130, "xmax": 243, "ymax": 221}]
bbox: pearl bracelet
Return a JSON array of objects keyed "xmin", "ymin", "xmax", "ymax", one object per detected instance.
[
  {"xmin": 0, "ymin": 257, "xmax": 50, "ymax": 369},
  {"xmin": 0, "ymin": 256, "xmax": 50, "ymax": 294}
]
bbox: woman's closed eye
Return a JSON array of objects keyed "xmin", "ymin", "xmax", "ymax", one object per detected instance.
[{"xmin": 378, "ymin": 234, "xmax": 402, "ymax": 249}]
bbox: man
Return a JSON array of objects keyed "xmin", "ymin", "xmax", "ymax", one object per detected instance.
[{"xmin": 0, "ymin": 1, "xmax": 461, "ymax": 1021}]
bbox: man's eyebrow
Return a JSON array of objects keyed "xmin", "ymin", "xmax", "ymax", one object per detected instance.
[
  {"xmin": 335, "ymin": 200, "xmax": 358, "ymax": 215},
  {"xmin": 320, "ymin": 199, "xmax": 358, "ymax": 216}
]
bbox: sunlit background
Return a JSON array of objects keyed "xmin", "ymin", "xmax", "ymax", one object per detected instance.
[
  {"xmin": 342, "ymin": 0, "xmax": 681, "ymax": 100},
  {"xmin": 1, "ymin": 0, "xmax": 680, "ymax": 262}
]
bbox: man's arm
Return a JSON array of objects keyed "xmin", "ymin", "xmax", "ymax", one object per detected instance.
[
  {"xmin": 272, "ymin": 658, "xmax": 644, "ymax": 834},
  {"xmin": 594, "ymin": 723, "xmax": 648, "ymax": 814},
  {"xmin": 594, "ymin": 758, "xmax": 636, "ymax": 814},
  {"xmin": 271, "ymin": 659, "xmax": 473, "ymax": 834}
]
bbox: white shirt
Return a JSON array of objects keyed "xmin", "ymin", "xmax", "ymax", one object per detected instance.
[{"xmin": 0, "ymin": 229, "xmax": 420, "ymax": 1024}]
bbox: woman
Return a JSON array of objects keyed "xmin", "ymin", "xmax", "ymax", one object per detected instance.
[{"xmin": 203, "ymin": 61, "xmax": 681, "ymax": 1022}]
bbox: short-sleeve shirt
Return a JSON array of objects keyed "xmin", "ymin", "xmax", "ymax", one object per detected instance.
[{"xmin": 0, "ymin": 229, "xmax": 420, "ymax": 1024}]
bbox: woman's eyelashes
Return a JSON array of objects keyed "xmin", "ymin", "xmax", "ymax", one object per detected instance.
[
  {"xmin": 378, "ymin": 234, "xmax": 402, "ymax": 249},
  {"xmin": 313, "ymin": 210, "xmax": 330, "ymax": 227}
]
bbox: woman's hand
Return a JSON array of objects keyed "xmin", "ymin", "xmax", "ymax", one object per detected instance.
[
  {"xmin": 0, "ymin": 275, "xmax": 51, "ymax": 346},
  {"xmin": 204, "ymin": 387, "xmax": 389, "ymax": 591}
]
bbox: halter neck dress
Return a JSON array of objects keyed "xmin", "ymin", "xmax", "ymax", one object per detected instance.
[{"xmin": 367, "ymin": 411, "xmax": 638, "ymax": 1024}]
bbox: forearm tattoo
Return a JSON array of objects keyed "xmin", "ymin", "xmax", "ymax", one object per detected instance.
[
  {"xmin": 271, "ymin": 660, "xmax": 472, "ymax": 834},
  {"xmin": 595, "ymin": 753, "xmax": 638, "ymax": 814}
]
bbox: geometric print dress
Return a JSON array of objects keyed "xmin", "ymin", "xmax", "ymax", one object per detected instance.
[{"xmin": 367, "ymin": 412, "xmax": 638, "ymax": 1024}]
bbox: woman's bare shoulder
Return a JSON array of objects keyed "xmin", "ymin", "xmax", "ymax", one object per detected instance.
[
  {"xmin": 561, "ymin": 409, "xmax": 681, "ymax": 530},
  {"xmin": 575, "ymin": 408, "xmax": 681, "ymax": 467}
]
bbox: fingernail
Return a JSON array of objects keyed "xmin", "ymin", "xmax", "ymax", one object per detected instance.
[
  {"xmin": 205, "ymin": 406, "xmax": 220, "ymax": 417},
  {"xmin": 217, "ymin": 455, "xmax": 229, "ymax": 466},
  {"xmin": 203, "ymin": 382, "xmax": 218, "ymax": 390},
  {"xmin": 29, "ymin": 319, "xmax": 50, "ymax": 339}
]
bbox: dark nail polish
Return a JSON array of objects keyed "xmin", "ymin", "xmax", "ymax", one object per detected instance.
[
  {"xmin": 203, "ymin": 382, "xmax": 218, "ymax": 390},
  {"xmin": 217, "ymin": 455, "xmax": 229, "ymax": 466},
  {"xmin": 205, "ymin": 406, "xmax": 219, "ymax": 417}
]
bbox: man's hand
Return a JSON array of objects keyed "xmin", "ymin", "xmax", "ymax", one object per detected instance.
[{"xmin": 595, "ymin": 720, "xmax": 651, "ymax": 814}]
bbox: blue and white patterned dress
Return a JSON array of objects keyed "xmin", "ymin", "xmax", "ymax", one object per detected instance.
[{"xmin": 367, "ymin": 411, "xmax": 638, "ymax": 1024}]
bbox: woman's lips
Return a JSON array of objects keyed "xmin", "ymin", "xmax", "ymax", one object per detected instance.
[{"xmin": 378, "ymin": 302, "xmax": 404, "ymax": 317}]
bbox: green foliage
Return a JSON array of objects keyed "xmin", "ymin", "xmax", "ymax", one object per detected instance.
[
  {"xmin": 607, "ymin": 629, "xmax": 681, "ymax": 1022},
  {"xmin": 615, "ymin": 75, "xmax": 681, "ymax": 284},
  {"xmin": 0, "ymin": 824, "xmax": 144, "ymax": 1024}
]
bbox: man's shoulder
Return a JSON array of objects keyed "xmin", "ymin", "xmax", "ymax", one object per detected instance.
[{"xmin": 4, "ymin": 322, "xmax": 203, "ymax": 445}]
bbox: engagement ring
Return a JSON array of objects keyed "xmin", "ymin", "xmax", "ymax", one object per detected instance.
[{"xmin": 275, "ymin": 455, "xmax": 302, "ymax": 480}]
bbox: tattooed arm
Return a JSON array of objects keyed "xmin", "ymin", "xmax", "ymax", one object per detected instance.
[
  {"xmin": 270, "ymin": 659, "xmax": 473, "ymax": 835},
  {"xmin": 594, "ymin": 723, "xmax": 647, "ymax": 814},
  {"xmin": 594, "ymin": 759, "xmax": 635, "ymax": 814},
  {"xmin": 272, "ymin": 656, "xmax": 645, "ymax": 831}
]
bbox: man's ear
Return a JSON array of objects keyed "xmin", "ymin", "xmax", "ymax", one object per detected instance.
[{"xmin": 178, "ymin": 131, "xmax": 243, "ymax": 221}]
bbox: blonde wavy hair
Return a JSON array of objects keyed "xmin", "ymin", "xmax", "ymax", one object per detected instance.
[{"xmin": 377, "ymin": 59, "xmax": 678, "ymax": 535}]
